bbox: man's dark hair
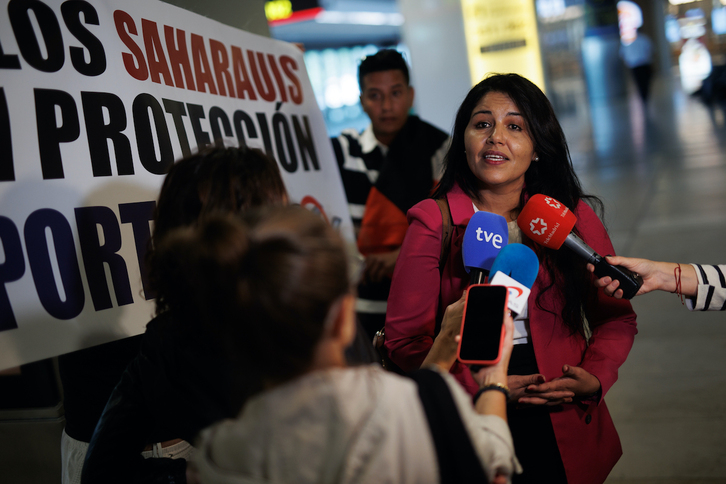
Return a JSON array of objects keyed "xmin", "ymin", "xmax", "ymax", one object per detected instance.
[{"xmin": 358, "ymin": 49, "xmax": 410, "ymax": 90}]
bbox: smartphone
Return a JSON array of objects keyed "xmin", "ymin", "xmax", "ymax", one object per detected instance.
[{"xmin": 457, "ymin": 284, "xmax": 508, "ymax": 366}]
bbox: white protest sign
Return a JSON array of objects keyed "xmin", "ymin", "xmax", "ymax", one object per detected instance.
[{"xmin": 0, "ymin": 0, "xmax": 352, "ymax": 370}]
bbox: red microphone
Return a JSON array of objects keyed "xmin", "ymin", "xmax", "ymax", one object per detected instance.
[
  {"xmin": 517, "ymin": 194, "xmax": 643, "ymax": 299},
  {"xmin": 518, "ymin": 195, "xmax": 576, "ymax": 250}
]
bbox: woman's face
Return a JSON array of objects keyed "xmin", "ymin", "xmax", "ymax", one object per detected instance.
[{"xmin": 464, "ymin": 91, "xmax": 536, "ymax": 192}]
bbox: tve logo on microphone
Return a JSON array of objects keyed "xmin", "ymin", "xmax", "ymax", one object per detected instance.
[
  {"xmin": 475, "ymin": 226, "xmax": 504, "ymax": 248},
  {"xmin": 462, "ymin": 211, "xmax": 509, "ymax": 273}
]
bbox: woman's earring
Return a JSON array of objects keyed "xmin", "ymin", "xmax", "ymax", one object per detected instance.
[{"xmin": 534, "ymin": 156, "xmax": 539, "ymax": 162}]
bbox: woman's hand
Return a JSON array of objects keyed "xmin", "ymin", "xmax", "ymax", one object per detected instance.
[
  {"xmin": 420, "ymin": 291, "xmax": 466, "ymax": 371},
  {"xmin": 588, "ymin": 256, "xmax": 699, "ymax": 299},
  {"xmin": 587, "ymin": 256, "xmax": 658, "ymax": 298},
  {"xmin": 507, "ymin": 374, "xmax": 547, "ymax": 402},
  {"xmin": 516, "ymin": 364, "xmax": 599, "ymax": 406}
]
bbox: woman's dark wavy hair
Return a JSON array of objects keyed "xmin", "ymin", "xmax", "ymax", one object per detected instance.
[
  {"xmin": 433, "ymin": 73, "xmax": 603, "ymax": 336},
  {"xmin": 154, "ymin": 207, "xmax": 349, "ymax": 389},
  {"xmin": 147, "ymin": 145, "xmax": 288, "ymax": 316}
]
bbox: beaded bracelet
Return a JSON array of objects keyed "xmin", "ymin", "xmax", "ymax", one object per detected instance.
[{"xmin": 473, "ymin": 383, "xmax": 510, "ymax": 404}]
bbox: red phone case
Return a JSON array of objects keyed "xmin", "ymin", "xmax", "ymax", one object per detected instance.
[{"xmin": 456, "ymin": 284, "xmax": 508, "ymax": 366}]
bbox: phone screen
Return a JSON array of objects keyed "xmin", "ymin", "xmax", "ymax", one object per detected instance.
[{"xmin": 458, "ymin": 285, "xmax": 507, "ymax": 364}]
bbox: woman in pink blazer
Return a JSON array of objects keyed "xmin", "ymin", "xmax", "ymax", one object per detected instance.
[{"xmin": 385, "ymin": 74, "xmax": 638, "ymax": 484}]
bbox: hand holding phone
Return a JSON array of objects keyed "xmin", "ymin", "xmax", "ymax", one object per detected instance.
[
  {"xmin": 457, "ymin": 284, "xmax": 508, "ymax": 366},
  {"xmin": 421, "ymin": 292, "xmax": 468, "ymax": 371}
]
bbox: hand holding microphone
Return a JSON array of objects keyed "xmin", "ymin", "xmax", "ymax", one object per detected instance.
[
  {"xmin": 517, "ymin": 194, "xmax": 643, "ymax": 299},
  {"xmin": 588, "ymin": 256, "xmax": 699, "ymax": 299}
]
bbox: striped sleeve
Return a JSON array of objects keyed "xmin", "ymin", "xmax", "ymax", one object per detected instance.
[
  {"xmin": 331, "ymin": 131, "xmax": 381, "ymax": 228},
  {"xmin": 687, "ymin": 264, "xmax": 726, "ymax": 311}
]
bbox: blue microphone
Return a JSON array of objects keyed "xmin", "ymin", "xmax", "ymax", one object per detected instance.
[
  {"xmin": 462, "ymin": 211, "xmax": 509, "ymax": 284},
  {"xmin": 489, "ymin": 243, "xmax": 539, "ymax": 316},
  {"xmin": 489, "ymin": 243, "xmax": 539, "ymax": 288}
]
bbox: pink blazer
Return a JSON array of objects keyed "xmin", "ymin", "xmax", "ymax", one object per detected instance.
[{"xmin": 385, "ymin": 183, "xmax": 638, "ymax": 484}]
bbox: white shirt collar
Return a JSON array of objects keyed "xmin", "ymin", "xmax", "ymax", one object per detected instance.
[{"xmin": 360, "ymin": 124, "xmax": 388, "ymax": 156}]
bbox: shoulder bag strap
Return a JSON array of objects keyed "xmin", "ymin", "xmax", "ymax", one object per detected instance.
[
  {"xmin": 410, "ymin": 369, "xmax": 489, "ymax": 484},
  {"xmin": 435, "ymin": 197, "xmax": 452, "ymax": 277},
  {"xmin": 434, "ymin": 197, "xmax": 453, "ymax": 335}
]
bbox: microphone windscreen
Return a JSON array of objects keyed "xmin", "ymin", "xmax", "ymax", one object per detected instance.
[
  {"xmin": 517, "ymin": 194, "xmax": 576, "ymax": 250},
  {"xmin": 489, "ymin": 243, "xmax": 539, "ymax": 288},
  {"xmin": 462, "ymin": 211, "xmax": 509, "ymax": 273}
]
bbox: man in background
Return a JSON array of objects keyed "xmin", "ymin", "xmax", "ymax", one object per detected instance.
[{"xmin": 331, "ymin": 49, "xmax": 449, "ymax": 340}]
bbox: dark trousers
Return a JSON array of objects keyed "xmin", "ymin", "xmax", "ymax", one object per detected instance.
[
  {"xmin": 509, "ymin": 405, "xmax": 568, "ymax": 483},
  {"xmin": 508, "ymin": 344, "xmax": 568, "ymax": 483},
  {"xmin": 631, "ymin": 64, "xmax": 653, "ymax": 102}
]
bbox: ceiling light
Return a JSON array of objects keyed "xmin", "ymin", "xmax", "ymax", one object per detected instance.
[{"xmin": 315, "ymin": 11, "xmax": 404, "ymax": 26}]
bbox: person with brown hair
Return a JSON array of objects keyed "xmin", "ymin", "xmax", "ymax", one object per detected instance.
[
  {"xmin": 150, "ymin": 207, "xmax": 519, "ymax": 483},
  {"xmin": 80, "ymin": 146, "xmax": 289, "ymax": 484}
]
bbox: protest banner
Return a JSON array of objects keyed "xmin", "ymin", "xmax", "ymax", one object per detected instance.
[{"xmin": 0, "ymin": 0, "xmax": 352, "ymax": 369}]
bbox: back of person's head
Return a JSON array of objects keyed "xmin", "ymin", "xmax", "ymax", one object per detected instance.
[
  {"xmin": 154, "ymin": 206, "xmax": 350, "ymax": 389},
  {"xmin": 358, "ymin": 49, "xmax": 410, "ymax": 90},
  {"xmin": 153, "ymin": 145, "xmax": 287, "ymax": 242},
  {"xmin": 149, "ymin": 145, "xmax": 288, "ymax": 312}
]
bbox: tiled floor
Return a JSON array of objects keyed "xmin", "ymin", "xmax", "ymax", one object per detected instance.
[{"xmin": 560, "ymin": 75, "xmax": 726, "ymax": 483}]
